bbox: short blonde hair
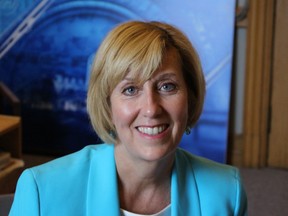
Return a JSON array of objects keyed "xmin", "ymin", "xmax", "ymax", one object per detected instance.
[{"xmin": 87, "ymin": 21, "xmax": 205, "ymax": 143}]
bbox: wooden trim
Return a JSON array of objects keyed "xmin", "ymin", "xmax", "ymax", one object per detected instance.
[
  {"xmin": 242, "ymin": 0, "xmax": 275, "ymax": 167},
  {"xmin": 0, "ymin": 82, "xmax": 21, "ymax": 115}
]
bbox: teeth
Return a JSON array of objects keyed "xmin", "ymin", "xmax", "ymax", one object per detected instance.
[{"xmin": 137, "ymin": 126, "xmax": 166, "ymax": 135}]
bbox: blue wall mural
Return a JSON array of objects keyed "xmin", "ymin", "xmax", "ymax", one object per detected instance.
[{"xmin": 0, "ymin": 0, "xmax": 235, "ymax": 163}]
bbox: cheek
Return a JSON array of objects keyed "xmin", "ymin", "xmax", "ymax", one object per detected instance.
[
  {"xmin": 111, "ymin": 101, "xmax": 136, "ymax": 126},
  {"xmin": 174, "ymin": 96, "xmax": 189, "ymax": 124}
]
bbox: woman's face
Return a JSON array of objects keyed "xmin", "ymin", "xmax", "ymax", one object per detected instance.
[{"xmin": 110, "ymin": 49, "xmax": 188, "ymax": 163}]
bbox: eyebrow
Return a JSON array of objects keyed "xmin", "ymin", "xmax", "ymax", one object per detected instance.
[
  {"xmin": 121, "ymin": 72, "xmax": 178, "ymax": 86},
  {"xmin": 156, "ymin": 72, "xmax": 177, "ymax": 80},
  {"xmin": 123, "ymin": 77, "xmax": 135, "ymax": 82},
  {"xmin": 124, "ymin": 72, "xmax": 177, "ymax": 80}
]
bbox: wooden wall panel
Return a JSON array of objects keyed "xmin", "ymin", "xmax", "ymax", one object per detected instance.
[
  {"xmin": 268, "ymin": 0, "xmax": 288, "ymax": 168},
  {"xmin": 242, "ymin": 0, "xmax": 275, "ymax": 167}
]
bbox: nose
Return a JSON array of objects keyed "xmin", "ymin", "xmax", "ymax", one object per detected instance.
[{"xmin": 141, "ymin": 88, "xmax": 162, "ymax": 118}]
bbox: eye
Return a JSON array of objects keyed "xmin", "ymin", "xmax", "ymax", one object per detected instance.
[
  {"xmin": 159, "ymin": 83, "xmax": 176, "ymax": 92},
  {"xmin": 122, "ymin": 86, "xmax": 138, "ymax": 96}
]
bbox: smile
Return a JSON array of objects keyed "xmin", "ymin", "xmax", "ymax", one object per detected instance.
[{"xmin": 137, "ymin": 125, "xmax": 167, "ymax": 136}]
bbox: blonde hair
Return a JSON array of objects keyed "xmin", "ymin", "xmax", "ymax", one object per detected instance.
[{"xmin": 87, "ymin": 21, "xmax": 205, "ymax": 143}]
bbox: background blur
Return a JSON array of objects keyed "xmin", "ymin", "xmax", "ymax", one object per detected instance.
[{"xmin": 0, "ymin": 0, "xmax": 236, "ymax": 163}]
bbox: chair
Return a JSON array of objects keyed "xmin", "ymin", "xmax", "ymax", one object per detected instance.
[{"xmin": 0, "ymin": 193, "xmax": 14, "ymax": 216}]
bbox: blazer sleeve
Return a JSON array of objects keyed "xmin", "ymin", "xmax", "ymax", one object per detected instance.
[
  {"xmin": 234, "ymin": 169, "xmax": 248, "ymax": 216},
  {"xmin": 9, "ymin": 169, "xmax": 40, "ymax": 216}
]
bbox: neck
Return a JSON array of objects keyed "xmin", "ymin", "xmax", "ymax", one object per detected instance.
[
  {"xmin": 114, "ymin": 144, "xmax": 175, "ymax": 184},
  {"xmin": 114, "ymin": 144, "xmax": 174, "ymax": 214}
]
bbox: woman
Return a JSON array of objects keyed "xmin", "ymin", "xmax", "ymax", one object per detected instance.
[{"xmin": 10, "ymin": 21, "xmax": 247, "ymax": 215}]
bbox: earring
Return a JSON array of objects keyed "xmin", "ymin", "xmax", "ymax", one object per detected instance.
[
  {"xmin": 109, "ymin": 130, "xmax": 116, "ymax": 139},
  {"xmin": 185, "ymin": 127, "xmax": 191, "ymax": 135}
]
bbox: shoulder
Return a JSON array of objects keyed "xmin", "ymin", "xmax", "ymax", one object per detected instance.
[
  {"xmin": 176, "ymin": 147, "xmax": 240, "ymax": 180},
  {"xmin": 33, "ymin": 144, "xmax": 112, "ymax": 172},
  {"xmin": 176, "ymin": 148, "xmax": 247, "ymax": 215},
  {"xmin": 23, "ymin": 144, "xmax": 113, "ymax": 185},
  {"xmin": 10, "ymin": 144, "xmax": 116, "ymax": 215},
  {"xmin": 11, "ymin": 144, "xmax": 116, "ymax": 214}
]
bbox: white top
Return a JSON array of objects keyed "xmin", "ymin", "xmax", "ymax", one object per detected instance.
[{"xmin": 121, "ymin": 205, "xmax": 171, "ymax": 216}]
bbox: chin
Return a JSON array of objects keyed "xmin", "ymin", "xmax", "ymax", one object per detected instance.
[{"xmin": 140, "ymin": 147, "xmax": 176, "ymax": 162}]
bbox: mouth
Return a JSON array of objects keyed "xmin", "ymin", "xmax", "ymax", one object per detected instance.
[{"xmin": 136, "ymin": 125, "xmax": 168, "ymax": 136}]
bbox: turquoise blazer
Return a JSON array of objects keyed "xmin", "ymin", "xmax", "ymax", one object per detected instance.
[{"xmin": 10, "ymin": 144, "xmax": 247, "ymax": 215}]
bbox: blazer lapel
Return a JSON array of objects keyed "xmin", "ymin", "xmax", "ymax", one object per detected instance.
[
  {"xmin": 171, "ymin": 149, "xmax": 202, "ymax": 216},
  {"xmin": 86, "ymin": 144, "xmax": 121, "ymax": 216}
]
